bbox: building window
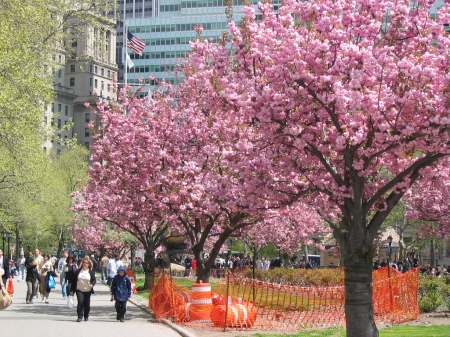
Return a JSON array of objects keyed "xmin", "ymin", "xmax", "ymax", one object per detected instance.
[
  {"xmin": 90, "ymin": 77, "xmax": 93, "ymax": 87},
  {"xmin": 95, "ymin": 66, "xmax": 98, "ymax": 74},
  {"xmin": 71, "ymin": 39, "xmax": 77, "ymax": 47},
  {"xmin": 70, "ymin": 65, "xmax": 76, "ymax": 72},
  {"xmin": 85, "ymin": 142, "xmax": 90, "ymax": 148},
  {"xmin": 58, "ymin": 104, "xmax": 62, "ymax": 112},
  {"xmin": 58, "ymin": 119, "xmax": 61, "ymax": 128},
  {"xmin": 69, "ymin": 77, "xmax": 75, "ymax": 86},
  {"xmin": 101, "ymin": 68, "xmax": 104, "ymax": 76},
  {"xmin": 85, "ymin": 113, "xmax": 90, "ymax": 123},
  {"xmin": 101, "ymin": 81, "xmax": 104, "ymax": 90},
  {"xmin": 58, "ymin": 69, "xmax": 61, "ymax": 78},
  {"xmin": 85, "ymin": 128, "xmax": 90, "ymax": 137},
  {"xmin": 65, "ymin": 106, "xmax": 69, "ymax": 115},
  {"xmin": 95, "ymin": 79, "xmax": 98, "ymax": 88}
]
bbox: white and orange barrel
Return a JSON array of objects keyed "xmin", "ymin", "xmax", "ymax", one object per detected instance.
[
  {"xmin": 189, "ymin": 280, "xmax": 214, "ymax": 321},
  {"xmin": 212, "ymin": 293, "xmax": 245, "ymax": 306},
  {"xmin": 210, "ymin": 303, "xmax": 258, "ymax": 328}
]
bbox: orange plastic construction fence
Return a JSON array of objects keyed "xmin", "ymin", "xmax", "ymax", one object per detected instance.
[{"xmin": 149, "ymin": 267, "xmax": 419, "ymax": 331}]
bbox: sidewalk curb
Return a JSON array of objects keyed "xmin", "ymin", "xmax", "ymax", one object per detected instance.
[{"xmin": 102, "ymin": 280, "xmax": 197, "ymax": 337}]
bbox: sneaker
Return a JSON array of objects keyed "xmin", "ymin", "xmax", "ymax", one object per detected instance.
[
  {"xmin": 76, "ymin": 318, "xmax": 82, "ymax": 322},
  {"xmin": 120, "ymin": 318, "xmax": 124, "ymax": 322},
  {"xmin": 41, "ymin": 300, "xmax": 45, "ymax": 303},
  {"xmin": 45, "ymin": 300, "xmax": 49, "ymax": 304},
  {"xmin": 84, "ymin": 318, "xmax": 89, "ymax": 321},
  {"xmin": 26, "ymin": 300, "xmax": 29, "ymax": 304}
]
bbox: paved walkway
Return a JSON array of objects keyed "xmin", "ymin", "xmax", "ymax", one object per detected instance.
[{"xmin": 0, "ymin": 276, "xmax": 186, "ymax": 337}]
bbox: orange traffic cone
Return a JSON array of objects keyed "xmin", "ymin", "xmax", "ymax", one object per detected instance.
[{"xmin": 131, "ymin": 278, "xmax": 138, "ymax": 294}]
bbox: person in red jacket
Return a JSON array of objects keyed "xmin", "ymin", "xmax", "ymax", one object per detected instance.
[{"xmin": 192, "ymin": 259, "xmax": 197, "ymax": 277}]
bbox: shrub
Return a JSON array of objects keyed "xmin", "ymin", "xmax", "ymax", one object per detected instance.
[
  {"xmin": 419, "ymin": 276, "xmax": 444, "ymax": 313},
  {"xmin": 244, "ymin": 268, "xmax": 344, "ymax": 287}
]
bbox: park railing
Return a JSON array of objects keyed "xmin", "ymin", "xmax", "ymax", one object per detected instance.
[{"xmin": 149, "ymin": 266, "xmax": 419, "ymax": 331}]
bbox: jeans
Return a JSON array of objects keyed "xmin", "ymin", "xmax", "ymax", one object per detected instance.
[
  {"xmin": 19, "ymin": 265, "xmax": 25, "ymax": 281},
  {"xmin": 101, "ymin": 267, "xmax": 107, "ymax": 281},
  {"xmin": 26, "ymin": 281, "xmax": 38, "ymax": 302},
  {"xmin": 61, "ymin": 276, "xmax": 67, "ymax": 298},
  {"xmin": 76, "ymin": 290, "xmax": 92, "ymax": 319}
]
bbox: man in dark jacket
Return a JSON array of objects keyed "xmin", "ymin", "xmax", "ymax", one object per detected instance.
[
  {"xmin": 25, "ymin": 258, "xmax": 40, "ymax": 303},
  {"xmin": 111, "ymin": 265, "xmax": 132, "ymax": 322},
  {"xmin": 0, "ymin": 249, "xmax": 10, "ymax": 286}
]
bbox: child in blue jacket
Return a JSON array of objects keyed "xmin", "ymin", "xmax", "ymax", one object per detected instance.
[{"xmin": 111, "ymin": 265, "xmax": 132, "ymax": 322}]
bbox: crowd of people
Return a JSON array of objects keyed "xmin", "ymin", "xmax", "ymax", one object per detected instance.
[
  {"xmin": 0, "ymin": 248, "xmax": 132, "ymax": 323},
  {"xmin": 373, "ymin": 256, "xmax": 450, "ymax": 276}
]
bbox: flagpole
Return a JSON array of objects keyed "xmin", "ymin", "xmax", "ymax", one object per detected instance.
[{"xmin": 124, "ymin": 23, "xmax": 128, "ymax": 87}]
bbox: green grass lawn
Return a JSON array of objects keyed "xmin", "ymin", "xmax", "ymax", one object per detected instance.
[
  {"xmin": 244, "ymin": 325, "xmax": 450, "ymax": 337},
  {"xmin": 136, "ymin": 275, "xmax": 449, "ymax": 336}
]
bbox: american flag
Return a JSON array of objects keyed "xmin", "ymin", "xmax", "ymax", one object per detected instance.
[{"xmin": 127, "ymin": 31, "xmax": 146, "ymax": 56}]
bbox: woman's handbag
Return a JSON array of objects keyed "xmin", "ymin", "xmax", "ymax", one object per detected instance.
[
  {"xmin": 7, "ymin": 278, "xmax": 14, "ymax": 294},
  {"xmin": 0, "ymin": 283, "xmax": 12, "ymax": 310},
  {"xmin": 48, "ymin": 274, "xmax": 56, "ymax": 289}
]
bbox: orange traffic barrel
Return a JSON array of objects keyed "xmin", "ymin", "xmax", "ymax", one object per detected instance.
[
  {"xmin": 189, "ymin": 280, "xmax": 214, "ymax": 321},
  {"xmin": 210, "ymin": 303, "xmax": 258, "ymax": 328}
]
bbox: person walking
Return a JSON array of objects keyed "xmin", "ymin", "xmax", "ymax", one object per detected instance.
[
  {"xmin": 17, "ymin": 253, "xmax": 26, "ymax": 282},
  {"xmin": 57, "ymin": 250, "xmax": 69, "ymax": 299},
  {"xmin": 25, "ymin": 258, "xmax": 40, "ymax": 304},
  {"xmin": 65, "ymin": 255, "xmax": 77, "ymax": 297},
  {"xmin": 111, "ymin": 265, "xmax": 132, "ymax": 322},
  {"xmin": 39, "ymin": 254, "xmax": 58, "ymax": 303},
  {"xmin": 107, "ymin": 254, "xmax": 124, "ymax": 301},
  {"xmin": 0, "ymin": 249, "xmax": 10, "ymax": 286},
  {"xmin": 70, "ymin": 256, "xmax": 96, "ymax": 322},
  {"xmin": 100, "ymin": 255, "xmax": 109, "ymax": 281},
  {"xmin": 25, "ymin": 251, "xmax": 33, "ymax": 268}
]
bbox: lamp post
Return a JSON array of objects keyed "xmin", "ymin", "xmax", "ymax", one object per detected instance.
[
  {"xmin": 7, "ymin": 231, "xmax": 12, "ymax": 259},
  {"xmin": 387, "ymin": 235, "xmax": 393, "ymax": 264},
  {"xmin": 2, "ymin": 229, "xmax": 6, "ymax": 253},
  {"xmin": 19, "ymin": 236, "xmax": 23, "ymax": 257},
  {"xmin": 387, "ymin": 235, "xmax": 393, "ymax": 312}
]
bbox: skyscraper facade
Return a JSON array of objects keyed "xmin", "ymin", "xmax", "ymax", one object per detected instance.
[{"xmin": 119, "ymin": 0, "xmax": 279, "ymax": 90}]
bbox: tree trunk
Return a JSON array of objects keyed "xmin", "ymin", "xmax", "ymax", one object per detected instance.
[
  {"xmin": 430, "ymin": 239, "xmax": 436, "ymax": 268},
  {"xmin": 130, "ymin": 247, "xmax": 136, "ymax": 270},
  {"xmin": 192, "ymin": 246, "xmax": 209, "ymax": 283},
  {"xmin": 282, "ymin": 252, "xmax": 290, "ymax": 269},
  {"xmin": 344, "ymin": 239, "xmax": 379, "ymax": 337},
  {"xmin": 143, "ymin": 250, "xmax": 156, "ymax": 290}
]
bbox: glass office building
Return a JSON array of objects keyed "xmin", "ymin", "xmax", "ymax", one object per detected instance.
[{"xmin": 118, "ymin": 0, "xmax": 279, "ymax": 91}]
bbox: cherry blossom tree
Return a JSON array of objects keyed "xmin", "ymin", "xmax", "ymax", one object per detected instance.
[
  {"xmin": 178, "ymin": 0, "xmax": 450, "ymax": 335},
  {"xmin": 71, "ymin": 218, "xmax": 135, "ymax": 258},
  {"xmin": 72, "ymin": 86, "xmax": 187, "ymax": 289},
  {"xmin": 407, "ymin": 159, "xmax": 450, "ymax": 238},
  {"xmin": 406, "ymin": 158, "xmax": 450, "ymax": 265},
  {"xmin": 241, "ymin": 203, "xmax": 326, "ymax": 275}
]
